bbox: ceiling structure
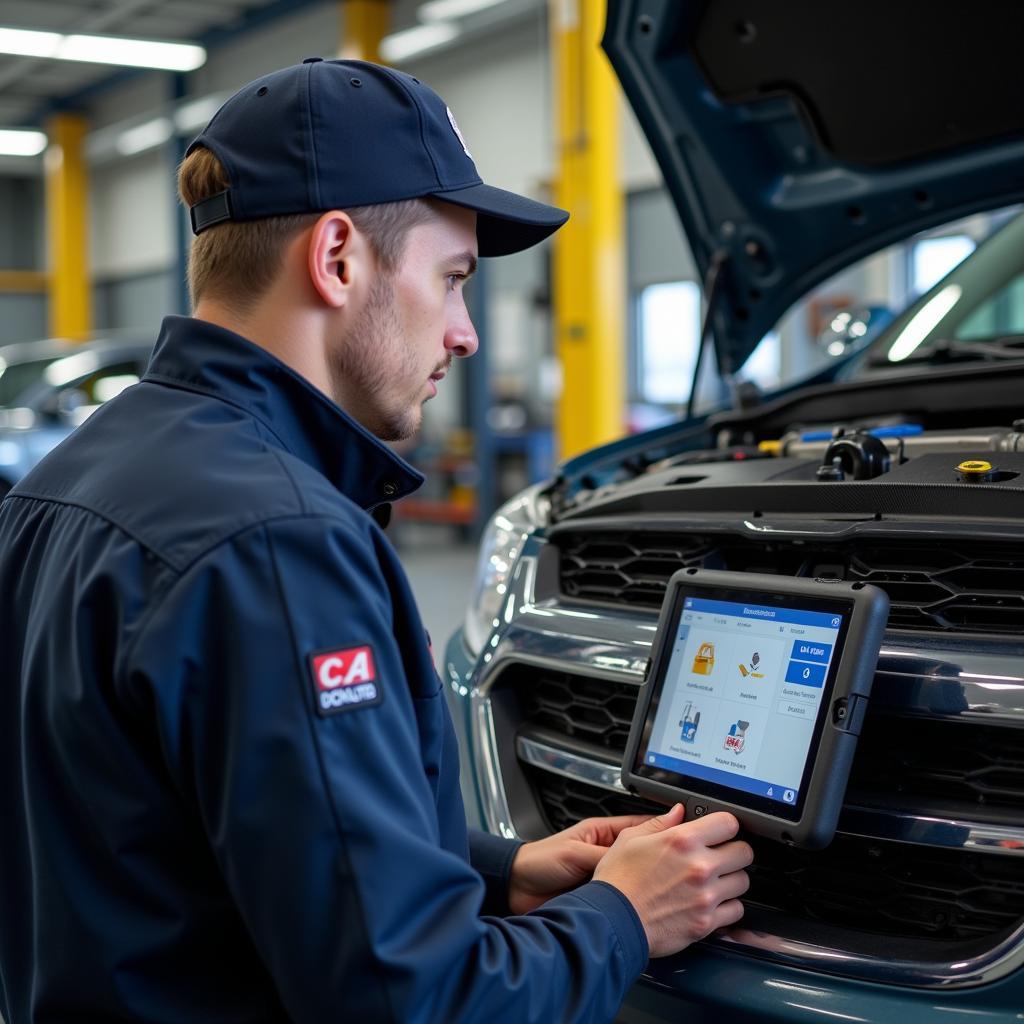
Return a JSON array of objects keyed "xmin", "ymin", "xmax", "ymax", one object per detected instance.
[
  {"xmin": 0, "ymin": 0, "xmax": 536, "ymax": 131},
  {"xmin": 0, "ymin": 0, "xmax": 334, "ymax": 128}
]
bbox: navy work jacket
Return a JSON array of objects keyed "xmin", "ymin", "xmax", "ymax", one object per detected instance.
[{"xmin": 0, "ymin": 316, "xmax": 647, "ymax": 1023}]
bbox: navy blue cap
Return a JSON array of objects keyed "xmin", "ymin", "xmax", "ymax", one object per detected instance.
[{"xmin": 186, "ymin": 58, "xmax": 568, "ymax": 257}]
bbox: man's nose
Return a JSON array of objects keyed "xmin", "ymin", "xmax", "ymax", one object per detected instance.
[{"xmin": 445, "ymin": 300, "xmax": 479, "ymax": 358}]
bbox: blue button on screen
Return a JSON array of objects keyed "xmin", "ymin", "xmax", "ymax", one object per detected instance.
[
  {"xmin": 789, "ymin": 639, "xmax": 832, "ymax": 664},
  {"xmin": 785, "ymin": 659, "xmax": 826, "ymax": 688}
]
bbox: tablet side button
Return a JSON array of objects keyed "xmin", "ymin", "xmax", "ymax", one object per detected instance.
[{"xmin": 834, "ymin": 694, "xmax": 868, "ymax": 735}]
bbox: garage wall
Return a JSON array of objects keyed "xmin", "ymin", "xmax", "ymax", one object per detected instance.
[
  {"xmin": 189, "ymin": 4, "xmax": 341, "ymax": 97},
  {"xmin": 90, "ymin": 149, "xmax": 177, "ymax": 279},
  {"xmin": 0, "ymin": 176, "xmax": 47, "ymax": 343}
]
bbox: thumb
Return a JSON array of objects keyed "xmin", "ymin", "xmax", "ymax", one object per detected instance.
[
  {"xmin": 563, "ymin": 840, "xmax": 607, "ymax": 876},
  {"xmin": 633, "ymin": 803, "xmax": 685, "ymax": 834}
]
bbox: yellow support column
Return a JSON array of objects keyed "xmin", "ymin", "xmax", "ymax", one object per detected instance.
[
  {"xmin": 45, "ymin": 113, "xmax": 91, "ymax": 340},
  {"xmin": 550, "ymin": 0, "xmax": 625, "ymax": 460},
  {"xmin": 339, "ymin": 0, "xmax": 391, "ymax": 64}
]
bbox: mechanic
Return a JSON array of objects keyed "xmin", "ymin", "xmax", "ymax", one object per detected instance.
[{"xmin": 0, "ymin": 59, "xmax": 752, "ymax": 1023}]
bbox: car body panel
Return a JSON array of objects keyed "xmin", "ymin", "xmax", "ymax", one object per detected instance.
[
  {"xmin": 0, "ymin": 338, "xmax": 152, "ymax": 493},
  {"xmin": 602, "ymin": 0, "xmax": 1024, "ymax": 374}
]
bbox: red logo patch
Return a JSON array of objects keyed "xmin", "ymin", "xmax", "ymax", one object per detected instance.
[{"xmin": 309, "ymin": 646, "xmax": 381, "ymax": 715}]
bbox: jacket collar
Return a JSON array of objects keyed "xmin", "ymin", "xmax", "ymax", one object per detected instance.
[{"xmin": 145, "ymin": 316, "xmax": 423, "ymax": 509}]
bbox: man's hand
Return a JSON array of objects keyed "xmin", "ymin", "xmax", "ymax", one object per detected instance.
[
  {"xmin": 508, "ymin": 815, "xmax": 652, "ymax": 915},
  {"xmin": 593, "ymin": 804, "xmax": 753, "ymax": 958}
]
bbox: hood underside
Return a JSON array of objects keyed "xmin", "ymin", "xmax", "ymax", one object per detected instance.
[{"xmin": 602, "ymin": 0, "xmax": 1024, "ymax": 373}]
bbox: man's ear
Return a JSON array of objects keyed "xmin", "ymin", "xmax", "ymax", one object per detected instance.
[{"xmin": 307, "ymin": 210, "xmax": 365, "ymax": 309}]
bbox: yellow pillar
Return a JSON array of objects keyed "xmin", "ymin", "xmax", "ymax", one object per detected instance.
[
  {"xmin": 45, "ymin": 113, "xmax": 91, "ymax": 340},
  {"xmin": 550, "ymin": 0, "xmax": 625, "ymax": 460},
  {"xmin": 339, "ymin": 0, "xmax": 391, "ymax": 64}
]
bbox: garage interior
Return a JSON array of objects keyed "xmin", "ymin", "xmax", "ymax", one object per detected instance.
[
  {"xmin": 1, "ymin": 0, "xmax": 1008, "ymax": 653},
  {"xmin": 2, "ymin": 3, "xmax": 1024, "ymax": 1021}
]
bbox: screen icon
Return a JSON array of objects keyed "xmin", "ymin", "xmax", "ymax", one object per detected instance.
[
  {"xmin": 691, "ymin": 641, "xmax": 715, "ymax": 675},
  {"xmin": 766, "ymin": 786, "xmax": 774, "ymax": 797},
  {"xmin": 783, "ymin": 789, "xmax": 796, "ymax": 803},
  {"xmin": 678, "ymin": 702, "xmax": 701, "ymax": 743},
  {"xmin": 831, "ymin": 616, "xmax": 841, "ymax": 627},
  {"xmin": 723, "ymin": 720, "xmax": 749, "ymax": 754},
  {"xmin": 737, "ymin": 650, "xmax": 764, "ymax": 678}
]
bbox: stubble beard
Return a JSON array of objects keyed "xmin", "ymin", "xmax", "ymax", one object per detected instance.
[{"xmin": 328, "ymin": 274, "xmax": 425, "ymax": 442}]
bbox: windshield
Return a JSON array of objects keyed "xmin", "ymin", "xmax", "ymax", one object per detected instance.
[
  {"xmin": 857, "ymin": 211, "xmax": 1024, "ymax": 370},
  {"xmin": 0, "ymin": 355, "xmax": 63, "ymax": 407}
]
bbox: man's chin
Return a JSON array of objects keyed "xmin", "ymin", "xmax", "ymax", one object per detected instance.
[{"xmin": 374, "ymin": 410, "xmax": 421, "ymax": 443}]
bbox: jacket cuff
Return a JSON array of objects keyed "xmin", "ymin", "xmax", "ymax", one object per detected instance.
[
  {"xmin": 566, "ymin": 879, "xmax": 650, "ymax": 979},
  {"xmin": 468, "ymin": 828, "xmax": 524, "ymax": 917}
]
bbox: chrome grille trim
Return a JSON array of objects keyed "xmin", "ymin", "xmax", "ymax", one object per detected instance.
[
  {"xmin": 716, "ymin": 921, "xmax": 1024, "ymax": 989},
  {"xmin": 483, "ymin": 596, "xmax": 1024, "ymax": 723},
  {"xmin": 516, "ymin": 733, "xmax": 1024, "ymax": 857},
  {"xmin": 516, "ymin": 734, "xmax": 629, "ymax": 794}
]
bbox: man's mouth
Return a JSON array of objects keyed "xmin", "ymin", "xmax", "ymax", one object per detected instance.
[{"xmin": 426, "ymin": 365, "xmax": 448, "ymax": 398}]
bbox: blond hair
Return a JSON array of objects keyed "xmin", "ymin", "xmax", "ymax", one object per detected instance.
[{"xmin": 177, "ymin": 147, "xmax": 433, "ymax": 310}]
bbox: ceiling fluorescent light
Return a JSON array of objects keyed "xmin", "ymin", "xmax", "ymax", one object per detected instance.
[
  {"xmin": 419, "ymin": 0, "xmax": 508, "ymax": 21},
  {"xmin": 0, "ymin": 26, "xmax": 60, "ymax": 58},
  {"xmin": 379, "ymin": 23, "xmax": 460, "ymax": 63},
  {"xmin": 60, "ymin": 34, "xmax": 205, "ymax": 71},
  {"xmin": 0, "ymin": 25, "xmax": 205, "ymax": 71},
  {"xmin": 115, "ymin": 117, "xmax": 173, "ymax": 156},
  {"xmin": 0, "ymin": 129, "xmax": 47, "ymax": 157}
]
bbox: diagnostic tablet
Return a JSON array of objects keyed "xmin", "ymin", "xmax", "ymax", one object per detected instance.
[{"xmin": 621, "ymin": 569, "xmax": 889, "ymax": 848}]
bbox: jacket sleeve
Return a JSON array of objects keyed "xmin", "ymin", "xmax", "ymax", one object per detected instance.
[
  {"xmin": 468, "ymin": 829, "xmax": 523, "ymax": 916},
  {"xmin": 123, "ymin": 515, "xmax": 648, "ymax": 1024}
]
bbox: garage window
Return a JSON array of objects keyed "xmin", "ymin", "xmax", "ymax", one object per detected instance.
[{"xmin": 636, "ymin": 280, "xmax": 702, "ymax": 406}]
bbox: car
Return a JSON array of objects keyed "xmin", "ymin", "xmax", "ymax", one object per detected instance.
[
  {"xmin": 0, "ymin": 336, "xmax": 152, "ymax": 497},
  {"xmin": 444, "ymin": 2, "xmax": 1024, "ymax": 1021}
]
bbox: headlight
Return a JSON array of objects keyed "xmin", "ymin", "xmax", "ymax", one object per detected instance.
[{"xmin": 462, "ymin": 486, "xmax": 545, "ymax": 656}]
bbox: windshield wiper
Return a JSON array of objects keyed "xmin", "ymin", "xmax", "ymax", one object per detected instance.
[{"xmin": 867, "ymin": 334, "xmax": 1024, "ymax": 367}]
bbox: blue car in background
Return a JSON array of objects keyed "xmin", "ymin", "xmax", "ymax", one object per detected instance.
[
  {"xmin": 0, "ymin": 337, "xmax": 152, "ymax": 497},
  {"xmin": 445, "ymin": 2, "xmax": 1024, "ymax": 1021}
]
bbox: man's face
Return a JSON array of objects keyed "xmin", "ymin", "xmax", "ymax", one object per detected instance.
[{"xmin": 329, "ymin": 203, "xmax": 479, "ymax": 441}]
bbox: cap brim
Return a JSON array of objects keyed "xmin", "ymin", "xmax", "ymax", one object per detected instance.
[{"xmin": 431, "ymin": 183, "xmax": 569, "ymax": 257}]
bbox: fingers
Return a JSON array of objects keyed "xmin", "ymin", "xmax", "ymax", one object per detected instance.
[
  {"xmin": 671, "ymin": 810, "xmax": 740, "ymax": 847},
  {"xmin": 712, "ymin": 838, "xmax": 754, "ymax": 876},
  {"xmin": 562, "ymin": 841, "xmax": 606, "ymax": 876},
  {"xmin": 633, "ymin": 803, "xmax": 685, "ymax": 834},
  {"xmin": 712, "ymin": 865, "xmax": 751, "ymax": 904},
  {"xmin": 574, "ymin": 813, "xmax": 660, "ymax": 846},
  {"xmin": 710, "ymin": 897, "xmax": 745, "ymax": 932}
]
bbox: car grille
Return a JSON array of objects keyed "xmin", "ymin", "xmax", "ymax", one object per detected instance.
[
  {"xmin": 526, "ymin": 769, "xmax": 1024, "ymax": 945},
  {"xmin": 512, "ymin": 664, "xmax": 1024, "ymax": 814},
  {"xmin": 520, "ymin": 672, "xmax": 639, "ymax": 753},
  {"xmin": 557, "ymin": 531, "xmax": 1024, "ymax": 634},
  {"xmin": 498, "ymin": 662, "xmax": 1024, "ymax": 952}
]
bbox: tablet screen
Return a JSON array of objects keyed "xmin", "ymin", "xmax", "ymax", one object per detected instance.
[{"xmin": 635, "ymin": 589, "xmax": 852, "ymax": 821}]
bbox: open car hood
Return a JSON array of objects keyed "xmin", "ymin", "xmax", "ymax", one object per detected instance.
[{"xmin": 602, "ymin": 0, "xmax": 1024, "ymax": 375}]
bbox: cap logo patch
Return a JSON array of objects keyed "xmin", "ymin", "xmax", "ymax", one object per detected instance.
[
  {"xmin": 310, "ymin": 645, "xmax": 381, "ymax": 715},
  {"xmin": 446, "ymin": 106, "xmax": 472, "ymax": 158}
]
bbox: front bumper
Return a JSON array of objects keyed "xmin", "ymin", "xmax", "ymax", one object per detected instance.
[{"xmin": 442, "ymin": 528, "xmax": 1024, "ymax": 1021}]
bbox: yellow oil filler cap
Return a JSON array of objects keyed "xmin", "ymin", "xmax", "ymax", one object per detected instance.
[
  {"xmin": 957, "ymin": 460, "xmax": 995, "ymax": 482},
  {"xmin": 758, "ymin": 440, "xmax": 782, "ymax": 455}
]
